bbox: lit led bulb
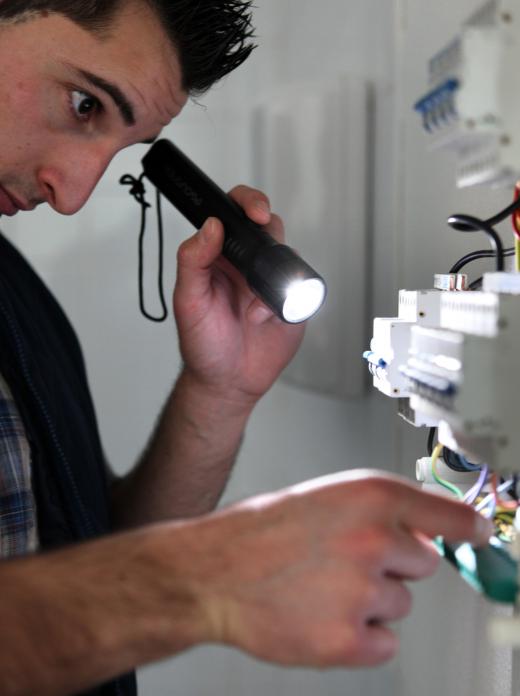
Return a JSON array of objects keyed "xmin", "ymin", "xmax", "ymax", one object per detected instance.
[{"xmin": 283, "ymin": 279, "xmax": 327, "ymax": 323}]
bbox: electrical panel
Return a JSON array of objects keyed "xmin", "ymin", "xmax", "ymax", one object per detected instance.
[
  {"xmin": 414, "ymin": 0, "xmax": 520, "ymax": 188},
  {"xmin": 364, "ymin": 0, "xmax": 520, "ymax": 633},
  {"xmin": 366, "ymin": 272, "xmax": 520, "ymax": 610}
]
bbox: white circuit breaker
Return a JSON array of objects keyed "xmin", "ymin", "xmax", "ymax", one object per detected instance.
[
  {"xmin": 364, "ymin": 278, "xmax": 466, "ymax": 426},
  {"xmin": 414, "ymin": 0, "xmax": 520, "ymax": 188},
  {"xmin": 402, "ymin": 273, "xmax": 520, "ymax": 475}
]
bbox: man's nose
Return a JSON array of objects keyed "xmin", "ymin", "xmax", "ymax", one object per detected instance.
[{"xmin": 36, "ymin": 143, "xmax": 116, "ymax": 215}]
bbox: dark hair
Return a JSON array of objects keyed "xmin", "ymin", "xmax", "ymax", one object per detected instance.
[{"xmin": 0, "ymin": 0, "xmax": 257, "ymax": 95}]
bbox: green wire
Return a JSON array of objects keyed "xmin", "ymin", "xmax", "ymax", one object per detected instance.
[{"xmin": 431, "ymin": 444, "xmax": 464, "ymax": 500}]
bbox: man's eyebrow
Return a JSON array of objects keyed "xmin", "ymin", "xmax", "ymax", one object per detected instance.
[{"xmin": 77, "ymin": 68, "xmax": 136, "ymax": 126}]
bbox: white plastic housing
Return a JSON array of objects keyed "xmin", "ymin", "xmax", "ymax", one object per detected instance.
[
  {"xmin": 405, "ymin": 288, "xmax": 520, "ymax": 473},
  {"xmin": 366, "ymin": 289, "xmax": 443, "ymax": 399},
  {"xmin": 415, "ymin": 0, "xmax": 520, "ymax": 188}
]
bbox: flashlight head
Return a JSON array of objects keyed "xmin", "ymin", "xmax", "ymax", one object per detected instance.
[{"xmin": 247, "ymin": 244, "xmax": 327, "ymax": 323}]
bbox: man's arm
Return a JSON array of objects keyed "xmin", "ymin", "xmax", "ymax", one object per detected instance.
[
  {"xmin": 111, "ymin": 367, "xmax": 252, "ymax": 525},
  {"xmin": 111, "ymin": 186, "xmax": 305, "ymax": 527},
  {"xmin": 0, "ymin": 473, "xmax": 493, "ymax": 696}
]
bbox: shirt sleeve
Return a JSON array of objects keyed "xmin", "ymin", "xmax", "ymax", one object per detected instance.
[{"xmin": 0, "ymin": 373, "xmax": 39, "ymax": 557}]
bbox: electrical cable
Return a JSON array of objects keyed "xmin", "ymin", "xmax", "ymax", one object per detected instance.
[
  {"xmin": 449, "ymin": 247, "xmax": 514, "ymax": 275},
  {"xmin": 442, "ymin": 446, "xmax": 480, "ymax": 472},
  {"xmin": 448, "ymin": 190, "xmax": 520, "ymax": 275},
  {"xmin": 447, "ymin": 214, "xmax": 504, "ymax": 271},
  {"xmin": 512, "ymin": 183, "xmax": 520, "ymax": 271},
  {"xmin": 427, "ymin": 427, "xmax": 436, "ymax": 457},
  {"xmin": 431, "ymin": 443, "xmax": 464, "ymax": 500},
  {"xmin": 459, "ymin": 194, "xmax": 520, "ymax": 229},
  {"xmin": 476, "ymin": 479, "xmax": 515, "ymax": 515},
  {"xmin": 120, "ymin": 173, "xmax": 168, "ymax": 323},
  {"xmin": 491, "ymin": 473, "xmax": 518, "ymax": 511},
  {"xmin": 463, "ymin": 464, "xmax": 488, "ymax": 505}
]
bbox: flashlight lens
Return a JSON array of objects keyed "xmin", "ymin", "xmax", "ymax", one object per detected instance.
[{"xmin": 282, "ymin": 278, "xmax": 326, "ymax": 323}]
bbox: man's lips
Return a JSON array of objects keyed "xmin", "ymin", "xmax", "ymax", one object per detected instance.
[{"xmin": 0, "ymin": 185, "xmax": 24, "ymax": 216}]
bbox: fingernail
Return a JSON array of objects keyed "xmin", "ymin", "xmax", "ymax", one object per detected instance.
[{"xmin": 255, "ymin": 200, "xmax": 270, "ymax": 217}]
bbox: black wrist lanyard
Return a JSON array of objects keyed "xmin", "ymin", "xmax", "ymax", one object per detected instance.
[{"xmin": 119, "ymin": 172, "xmax": 168, "ymax": 323}]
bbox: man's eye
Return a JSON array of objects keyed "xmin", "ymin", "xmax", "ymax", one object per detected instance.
[{"xmin": 70, "ymin": 89, "xmax": 101, "ymax": 122}]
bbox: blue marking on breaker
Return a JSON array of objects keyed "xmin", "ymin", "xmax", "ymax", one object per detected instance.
[
  {"xmin": 400, "ymin": 366, "xmax": 457, "ymax": 397},
  {"xmin": 414, "ymin": 78, "xmax": 460, "ymax": 132}
]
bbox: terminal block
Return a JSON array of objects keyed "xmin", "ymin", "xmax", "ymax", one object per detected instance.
[
  {"xmin": 364, "ymin": 288, "xmax": 445, "ymax": 406},
  {"xmin": 402, "ymin": 274, "xmax": 520, "ymax": 473}
]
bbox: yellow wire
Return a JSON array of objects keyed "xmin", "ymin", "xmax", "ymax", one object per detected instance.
[{"xmin": 430, "ymin": 443, "xmax": 464, "ymax": 500}]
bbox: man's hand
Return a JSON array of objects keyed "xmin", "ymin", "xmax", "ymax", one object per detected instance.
[
  {"xmin": 0, "ymin": 471, "xmax": 493, "ymax": 696},
  {"xmin": 173, "ymin": 185, "xmax": 305, "ymax": 405},
  {"xmin": 184, "ymin": 471, "xmax": 493, "ymax": 668}
]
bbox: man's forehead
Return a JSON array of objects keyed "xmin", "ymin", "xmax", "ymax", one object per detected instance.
[{"xmin": 65, "ymin": 5, "xmax": 187, "ymax": 129}]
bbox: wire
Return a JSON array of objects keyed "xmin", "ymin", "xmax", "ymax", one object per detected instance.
[
  {"xmin": 448, "ymin": 190, "xmax": 520, "ymax": 275},
  {"xmin": 475, "ymin": 479, "xmax": 513, "ymax": 519},
  {"xmin": 449, "ymin": 247, "xmax": 514, "ymax": 275},
  {"xmin": 472, "ymin": 194, "xmax": 520, "ymax": 228},
  {"xmin": 475, "ymin": 479, "xmax": 514, "ymax": 513},
  {"xmin": 463, "ymin": 464, "xmax": 488, "ymax": 505},
  {"xmin": 427, "ymin": 427, "xmax": 436, "ymax": 457},
  {"xmin": 491, "ymin": 473, "xmax": 518, "ymax": 511},
  {"xmin": 447, "ymin": 214, "xmax": 504, "ymax": 271},
  {"xmin": 430, "ymin": 444, "xmax": 464, "ymax": 500},
  {"xmin": 442, "ymin": 446, "xmax": 480, "ymax": 472},
  {"xmin": 512, "ymin": 183, "xmax": 520, "ymax": 272}
]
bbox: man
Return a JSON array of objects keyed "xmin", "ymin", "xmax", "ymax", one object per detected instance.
[{"xmin": 0, "ymin": 2, "xmax": 493, "ymax": 695}]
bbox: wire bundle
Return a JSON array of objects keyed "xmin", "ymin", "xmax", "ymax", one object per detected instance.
[{"xmin": 449, "ymin": 185, "xmax": 520, "ymax": 278}]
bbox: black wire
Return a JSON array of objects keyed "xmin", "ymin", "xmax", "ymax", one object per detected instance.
[
  {"xmin": 427, "ymin": 427, "xmax": 436, "ymax": 457},
  {"xmin": 442, "ymin": 446, "xmax": 481, "ymax": 472},
  {"xmin": 449, "ymin": 195, "xmax": 520, "ymax": 230},
  {"xmin": 449, "ymin": 246, "xmax": 514, "ymax": 274},
  {"xmin": 120, "ymin": 173, "xmax": 168, "ymax": 323},
  {"xmin": 482, "ymin": 195, "xmax": 520, "ymax": 227},
  {"xmin": 446, "ymin": 195, "xmax": 520, "ymax": 272},
  {"xmin": 513, "ymin": 474, "xmax": 520, "ymax": 502},
  {"xmin": 469, "ymin": 276, "xmax": 483, "ymax": 290},
  {"xmin": 447, "ymin": 214, "xmax": 504, "ymax": 271}
]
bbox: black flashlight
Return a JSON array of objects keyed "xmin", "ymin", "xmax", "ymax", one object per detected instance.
[{"xmin": 142, "ymin": 139, "xmax": 326, "ymax": 323}]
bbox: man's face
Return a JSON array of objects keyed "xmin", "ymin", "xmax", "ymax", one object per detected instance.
[{"xmin": 0, "ymin": 2, "xmax": 188, "ymax": 216}]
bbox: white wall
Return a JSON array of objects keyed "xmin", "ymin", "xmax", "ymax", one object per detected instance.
[{"xmin": 4, "ymin": 1, "xmax": 515, "ymax": 695}]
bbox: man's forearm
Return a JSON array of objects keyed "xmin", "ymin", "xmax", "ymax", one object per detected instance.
[
  {"xmin": 0, "ymin": 522, "xmax": 210, "ymax": 696},
  {"xmin": 111, "ymin": 368, "xmax": 254, "ymax": 528}
]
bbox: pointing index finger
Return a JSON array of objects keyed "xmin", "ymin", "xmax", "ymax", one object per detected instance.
[{"xmin": 397, "ymin": 485, "xmax": 494, "ymax": 546}]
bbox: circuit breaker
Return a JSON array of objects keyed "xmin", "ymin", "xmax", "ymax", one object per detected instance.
[{"xmin": 414, "ymin": 0, "xmax": 520, "ymax": 188}]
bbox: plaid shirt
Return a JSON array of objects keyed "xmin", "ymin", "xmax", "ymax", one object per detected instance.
[{"xmin": 0, "ymin": 373, "xmax": 38, "ymax": 557}]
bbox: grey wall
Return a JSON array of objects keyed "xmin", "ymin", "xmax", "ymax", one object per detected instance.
[{"xmin": 3, "ymin": 0, "xmax": 516, "ymax": 694}]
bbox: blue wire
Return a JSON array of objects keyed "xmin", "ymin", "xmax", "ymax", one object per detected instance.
[{"xmin": 458, "ymin": 455, "xmax": 481, "ymax": 472}]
